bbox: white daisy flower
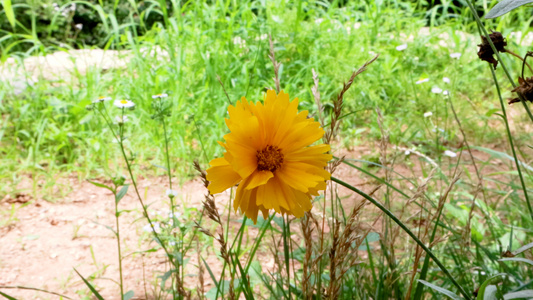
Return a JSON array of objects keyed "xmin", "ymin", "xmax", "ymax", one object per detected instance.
[
  {"xmin": 93, "ymin": 96, "xmax": 111, "ymax": 104},
  {"xmin": 450, "ymin": 53, "xmax": 461, "ymax": 59},
  {"xmin": 396, "ymin": 44, "xmax": 408, "ymax": 51},
  {"xmin": 443, "ymin": 90, "xmax": 449, "ymax": 95},
  {"xmin": 114, "ymin": 115, "xmax": 129, "ymax": 124},
  {"xmin": 443, "ymin": 77, "xmax": 450, "ymax": 84},
  {"xmin": 415, "ymin": 78, "xmax": 429, "ymax": 84},
  {"xmin": 424, "ymin": 112, "xmax": 433, "ymax": 118},
  {"xmin": 431, "ymin": 86, "xmax": 443, "ymax": 94},
  {"xmin": 166, "ymin": 189, "xmax": 177, "ymax": 198},
  {"xmin": 443, "ymin": 150, "xmax": 457, "ymax": 158},
  {"xmin": 152, "ymin": 93, "xmax": 168, "ymax": 99},
  {"xmin": 142, "ymin": 222, "xmax": 161, "ymax": 233},
  {"xmin": 114, "ymin": 99, "xmax": 135, "ymax": 109}
]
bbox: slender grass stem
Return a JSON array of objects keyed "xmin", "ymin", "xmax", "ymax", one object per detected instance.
[{"xmin": 331, "ymin": 176, "xmax": 472, "ymax": 300}]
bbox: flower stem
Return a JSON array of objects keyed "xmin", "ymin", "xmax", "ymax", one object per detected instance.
[
  {"xmin": 114, "ymin": 198, "xmax": 124, "ymax": 300},
  {"xmin": 97, "ymin": 106, "xmax": 178, "ymax": 295},
  {"xmin": 331, "ymin": 176, "xmax": 472, "ymax": 300}
]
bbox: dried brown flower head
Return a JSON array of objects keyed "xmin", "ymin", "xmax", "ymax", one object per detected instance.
[
  {"xmin": 477, "ymin": 31, "xmax": 507, "ymax": 69},
  {"xmin": 509, "ymin": 76, "xmax": 533, "ymax": 104}
]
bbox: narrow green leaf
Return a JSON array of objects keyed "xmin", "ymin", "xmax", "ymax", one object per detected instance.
[
  {"xmin": 0, "ymin": 290, "xmax": 17, "ymax": 300},
  {"xmin": 499, "ymin": 257, "xmax": 533, "ymax": 266},
  {"xmin": 417, "ymin": 280, "xmax": 462, "ymax": 300},
  {"xmin": 73, "ymin": 268, "xmax": 105, "ymax": 300},
  {"xmin": 115, "ymin": 184, "xmax": 129, "ymax": 204},
  {"xmin": 2, "ymin": 0, "xmax": 15, "ymax": 30},
  {"xmin": 512, "ymin": 241, "xmax": 533, "ymax": 256},
  {"xmin": 87, "ymin": 179, "xmax": 114, "ymax": 193},
  {"xmin": 477, "ymin": 273, "xmax": 507, "ymax": 300},
  {"xmin": 485, "ymin": 0, "xmax": 533, "ymax": 18},
  {"xmin": 504, "ymin": 290, "xmax": 533, "ymax": 299}
]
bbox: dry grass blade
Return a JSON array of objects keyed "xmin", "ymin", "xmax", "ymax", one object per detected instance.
[
  {"xmin": 269, "ymin": 34, "xmax": 281, "ymax": 93},
  {"xmin": 312, "ymin": 68, "xmax": 325, "ymax": 127},
  {"xmin": 324, "ymin": 54, "xmax": 379, "ymax": 144},
  {"xmin": 216, "ymin": 74, "xmax": 232, "ymax": 105}
]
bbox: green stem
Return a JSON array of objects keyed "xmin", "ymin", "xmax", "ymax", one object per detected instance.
[
  {"xmin": 283, "ymin": 215, "xmax": 292, "ymax": 299},
  {"xmin": 114, "ymin": 199, "xmax": 124, "ymax": 300},
  {"xmin": 465, "ymin": 0, "xmax": 533, "ymax": 123},
  {"xmin": 160, "ymin": 115, "xmax": 180, "ymax": 300},
  {"xmin": 97, "ymin": 106, "xmax": 178, "ymax": 284},
  {"xmin": 331, "ymin": 176, "xmax": 472, "ymax": 300},
  {"xmin": 488, "ymin": 67, "xmax": 533, "ymax": 220},
  {"xmin": 465, "ymin": 0, "xmax": 533, "ymax": 222}
]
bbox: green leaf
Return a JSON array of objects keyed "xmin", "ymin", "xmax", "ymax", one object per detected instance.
[
  {"xmin": 124, "ymin": 290, "xmax": 134, "ymax": 300},
  {"xmin": 87, "ymin": 179, "xmax": 114, "ymax": 193},
  {"xmin": 511, "ymin": 241, "xmax": 533, "ymax": 256},
  {"xmin": 0, "ymin": 290, "xmax": 17, "ymax": 300},
  {"xmin": 2, "ymin": 0, "xmax": 15, "ymax": 30},
  {"xmin": 499, "ymin": 257, "xmax": 533, "ymax": 266},
  {"xmin": 477, "ymin": 273, "xmax": 507, "ymax": 300},
  {"xmin": 417, "ymin": 280, "xmax": 462, "ymax": 300},
  {"xmin": 504, "ymin": 290, "xmax": 533, "ymax": 299},
  {"xmin": 471, "ymin": 146, "xmax": 533, "ymax": 172},
  {"xmin": 115, "ymin": 184, "xmax": 129, "ymax": 204},
  {"xmin": 485, "ymin": 0, "xmax": 533, "ymax": 19},
  {"xmin": 73, "ymin": 268, "xmax": 105, "ymax": 300}
]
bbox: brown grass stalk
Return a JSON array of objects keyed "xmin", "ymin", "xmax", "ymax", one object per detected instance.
[
  {"xmin": 193, "ymin": 161, "xmax": 235, "ymax": 300},
  {"xmin": 324, "ymin": 54, "xmax": 379, "ymax": 145},
  {"xmin": 268, "ymin": 34, "xmax": 281, "ymax": 93}
]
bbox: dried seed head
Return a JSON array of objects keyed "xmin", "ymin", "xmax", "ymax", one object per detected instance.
[
  {"xmin": 477, "ymin": 31, "xmax": 507, "ymax": 69},
  {"xmin": 509, "ymin": 77, "xmax": 533, "ymax": 104}
]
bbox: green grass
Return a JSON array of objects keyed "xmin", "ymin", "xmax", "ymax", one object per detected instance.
[{"xmin": 1, "ymin": 0, "xmax": 533, "ymax": 299}]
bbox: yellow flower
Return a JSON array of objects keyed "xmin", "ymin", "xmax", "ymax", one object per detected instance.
[{"xmin": 206, "ymin": 90, "xmax": 332, "ymax": 223}]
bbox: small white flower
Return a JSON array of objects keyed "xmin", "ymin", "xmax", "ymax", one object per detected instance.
[
  {"xmin": 152, "ymin": 93, "xmax": 168, "ymax": 99},
  {"xmin": 443, "ymin": 77, "xmax": 450, "ymax": 84},
  {"xmin": 114, "ymin": 115, "xmax": 129, "ymax": 124},
  {"xmin": 416, "ymin": 78, "xmax": 429, "ymax": 84},
  {"xmin": 443, "ymin": 150, "xmax": 457, "ymax": 158},
  {"xmin": 93, "ymin": 96, "xmax": 111, "ymax": 103},
  {"xmin": 443, "ymin": 90, "xmax": 449, "ymax": 95},
  {"xmin": 75, "ymin": 23, "xmax": 83, "ymax": 30},
  {"xmin": 166, "ymin": 189, "xmax": 177, "ymax": 198},
  {"xmin": 142, "ymin": 222, "xmax": 161, "ymax": 233},
  {"xmin": 431, "ymin": 86, "xmax": 443, "ymax": 94},
  {"xmin": 396, "ymin": 44, "xmax": 408, "ymax": 51},
  {"xmin": 424, "ymin": 111, "xmax": 433, "ymax": 118},
  {"xmin": 404, "ymin": 150, "xmax": 411, "ymax": 155},
  {"xmin": 450, "ymin": 53, "xmax": 461, "ymax": 59},
  {"xmin": 114, "ymin": 99, "xmax": 135, "ymax": 109},
  {"xmin": 168, "ymin": 211, "xmax": 181, "ymax": 219},
  {"xmin": 169, "ymin": 241, "xmax": 176, "ymax": 246}
]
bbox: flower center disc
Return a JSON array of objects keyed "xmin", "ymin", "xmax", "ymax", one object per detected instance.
[{"xmin": 256, "ymin": 145, "xmax": 284, "ymax": 172}]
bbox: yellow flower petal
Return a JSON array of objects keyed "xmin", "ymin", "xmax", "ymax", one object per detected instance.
[{"xmin": 206, "ymin": 157, "xmax": 242, "ymax": 194}]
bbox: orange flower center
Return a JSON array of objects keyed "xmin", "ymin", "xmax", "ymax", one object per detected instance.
[{"xmin": 256, "ymin": 145, "xmax": 284, "ymax": 172}]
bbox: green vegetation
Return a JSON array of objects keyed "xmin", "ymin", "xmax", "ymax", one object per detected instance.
[{"xmin": 1, "ymin": 0, "xmax": 533, "ymax": 299}]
